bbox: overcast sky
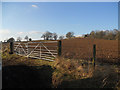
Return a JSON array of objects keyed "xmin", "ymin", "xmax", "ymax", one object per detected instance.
[{"xmin": 0, "ymin": 2, "xmax": 118, "ymax": 41}]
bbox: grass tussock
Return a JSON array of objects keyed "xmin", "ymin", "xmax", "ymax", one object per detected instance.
[{"xmin": 52, "ymin": 57, "xmax": 94, "ymax": 88}]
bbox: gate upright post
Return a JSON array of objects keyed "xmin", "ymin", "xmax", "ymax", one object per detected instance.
[
  {"xmin": 58, "ymin": 40, "xmax": 62, "ymax": 56},
  {"xmin": 9, "ymin": 41, "xmax": 14, "ymax": 54},
  {"xmin": 27, "ymin": 42, "xmax": 29, "ymax": 57},
  {"xmin": 39, "ymin": 44, "xmax": 41, "ymax": 59},
  {"xmin": 93, "ymin": 44, "xmax": 96, "ymax": 68}
]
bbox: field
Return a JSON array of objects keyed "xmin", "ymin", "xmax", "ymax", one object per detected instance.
[
  {"xmin": 2, "ymin": 38, "xmax": 120, "ymax": 89},
  {"xmin": 61, "ymin": 38, "xmax": 119, "ymax": 63}
]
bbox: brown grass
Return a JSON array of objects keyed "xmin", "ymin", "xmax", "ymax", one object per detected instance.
[{"xmin": 52, "ymin": 57, "xmax": 94, "ymax": 88}]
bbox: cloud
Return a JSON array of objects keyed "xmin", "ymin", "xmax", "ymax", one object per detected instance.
[
  {"xmin": 0, "ymin": 29, "xmax": 11, "ymax": 41},
  {"xmin": 29, "ymin": 31, "xmax": 44, "ymax": 34},
  {"xmin": 0, "ymin": 30, "xmax": 45, "ymax": 41},
  {"xmin": 0, "ymin": 29, "xmax": 10, "ymax": 34},
  {"xmin": 75, "ymin": 35, "xmax": 83, "ymax": 37},
  {"xmin": 17, "ymin": 31, "xmax": 44, "ymax": 35},
  {"xmin": 32, "ymin": 5, "xmax": 38, "ymax": 8},
  {"xmin": 17, "ymin": 32, "xmax": 24, "ymax": 35}
]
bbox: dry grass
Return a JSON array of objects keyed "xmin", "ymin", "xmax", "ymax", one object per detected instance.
[
  {"xmin": 53, "ymin": 58, "xmax": 120, "ymax": 88},
  {"xmin": 52, "ymin": 57, "xmax": 94, "ymax": 88}
]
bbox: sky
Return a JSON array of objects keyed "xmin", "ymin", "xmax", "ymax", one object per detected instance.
[
  {"xmin": 0, "ymin": 2, "xmax": 118, "ymax": 41},
  {"xmin": 2, "ymin": 0, "xmax": 120, "ymax": 2}
]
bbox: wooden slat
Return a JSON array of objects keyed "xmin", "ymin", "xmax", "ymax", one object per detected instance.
[
  {"xmin": 28, "ymin": 41, "xmax": 58, "ymax": 43},
  {"xmin": 42, "ymin": 52, "xmax": 58, "ymax": 55},
  {"xmin": 28, "ymin": 45, "xmax": 57, "ymax": 47},
  {"xmin": 28, "ymin": 56, "xmax": 54, "ymax": 61},
  {"xmin": 41, "ymin": 58, "xmax": 54, "ymax": 61},
  {"xmin": 41, "ymin": 54, "xmax": 56, "ymax": 57}
]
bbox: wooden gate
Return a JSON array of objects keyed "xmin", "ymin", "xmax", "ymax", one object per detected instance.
[{"xmin": 14, "ymin": 41, "xmax": 60, "ymax": 61}]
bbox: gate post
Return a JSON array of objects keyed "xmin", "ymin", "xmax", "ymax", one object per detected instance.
[
  {"xmin": 58, "ymin": 40, "xmax": 62, "ymax": 56},
  {"xmin": 93, "ymin": 44, "xmax": 96, "ymax": 67},
  {"xmin": 9, "ymin": 41, "xmax": 14, "ymax": 54}
]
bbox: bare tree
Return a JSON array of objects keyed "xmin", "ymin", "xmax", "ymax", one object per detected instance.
[
  {"xmin": 53, "ymin": 33, "xmax": 58, "ymax": 40},
  {"xmin": 41, "ymin": 34, "xmax": 46, "ymax": 40},
  {"xmin": 29, "ymin": 38, "xmax": 32, "ymax": 41},
  {"xmin": 25, "ymin": 35, "xmax": 29, "ymax": 41},
  {"xmin": 41, "ymin": 31, "xmax": 53, "ymax": 40},
  {"xmin": 46, "ymin": 31, "xmax": 52, "ymax": 40},
  {"xmin": 88, "ymin": 29, "xmax": 119, "ymax": 40},
  {"xmin": 113, "ymin": 29, "xmax": 119, "ymax": 35},
  {"xmin": 90, "ymin": 31, "xmax": 95, "ymax": 38},
  {"xmin": 17, "ymin": 37, "xmax": 22, "ymax": 42},
  {"xmin": 59, "ymin": 35, "xmax": 64, "ymax": 40},
  {"xmin": 66, "ymin": 32, "xmax": 74, "ymax": 39},
  {"xmin": 7, "ymin": 37, "xmax": 15, "ymax": 42},
  {"xmin": 84, "ymin": 34, "xmax": 89, "ymax": 38},
  {"xmin": 4, "ymin": 39, "xmax": 8, "ymax": 42}
]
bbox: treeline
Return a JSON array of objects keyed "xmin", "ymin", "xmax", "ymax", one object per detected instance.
[
  {"xmin": 5, "ymin": 29, "xmax": 120, "ymax": 42},
  {"xmin": 85, "ymin": 29, "xmax": 120, "ymax": 40},
  {"xmin": 6, "ymin": 36, "xmax": 32, "ymax": 42},
  {"xmin": 5, "ymin": 31, "xmax": 73, "ymax": 42},
  {"xmin": 41, "ymin": 31, "xmax": 58, "ymax": 40},
  {"xmin": 41, "ymin": 31, "xmax": 74, "ymax": 40}
]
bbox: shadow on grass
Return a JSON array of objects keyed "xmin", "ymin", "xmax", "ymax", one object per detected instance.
[
  {"xmin": 57, "ymin": 78, "xmax": 102, "ymax": 88},
  {"xmin": 57, "ymin": 78, "xmax": 118, "ymax": 88},
  {"xmin": 2, "ymin": 64, "xmax": 54, "ymax": 88},
  {"xmin": 57, "ymin": 70, "xmax": 119, "ymax": 88},
  {"xmin": 2, "ymin": 63, "xmax": 119, "ymax": 88}
]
